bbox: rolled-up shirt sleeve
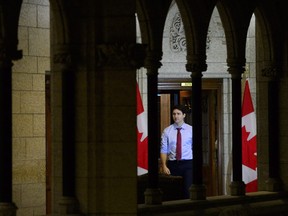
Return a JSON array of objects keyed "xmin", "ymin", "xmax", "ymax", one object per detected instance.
[
  {"xmin": 160, "ymin": 130, "xmax": 169, "ymax": 154},
  {"xmin": 159, "ymin": 123, "xmax": 192, "ymax": 161}
]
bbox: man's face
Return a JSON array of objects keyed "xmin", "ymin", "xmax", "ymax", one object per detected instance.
[{"xmin": 172, "ymin": 108, "xmax": 186, "ymax": 125}]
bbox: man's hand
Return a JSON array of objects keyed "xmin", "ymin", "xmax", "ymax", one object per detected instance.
[
  {"xmin": 161, "ymin": 164, "xmax": 171, "ymax": 175},
  {"xmin": 160, "ymin": 153, "xmax": 170, "ymax": 174}
]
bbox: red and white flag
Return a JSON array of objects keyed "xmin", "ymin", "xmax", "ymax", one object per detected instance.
[
  {"xmin": 137, "ymin": 82, "xmax": 148, "ymax": 175},
  {"xmin": 242, "ymin": 79, "xmax": 257, "ymax": 192}
]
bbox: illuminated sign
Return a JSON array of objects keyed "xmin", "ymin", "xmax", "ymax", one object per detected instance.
[{"xmin": 181, "ymin": 82, "xmax": 192, "ymax": 87}]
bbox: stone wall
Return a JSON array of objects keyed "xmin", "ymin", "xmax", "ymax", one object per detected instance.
[{"xmin": 12, "ymin": 0, "xmax": 50, "ymax": 215}]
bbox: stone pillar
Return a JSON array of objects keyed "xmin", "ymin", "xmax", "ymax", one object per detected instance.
[
  {"xmin": 186, "ymin": 59, "xmax": 207, "ymax": 200},
  {"xmin": 95, "ymin": 42, "xmax": 146, "ymax": 212},
  {"xmin": 262, "ymin": 66, "xmax": 282, "ymax": 191},
  {"xmin": 0, "ymin": 0, "xmax": 22, "ymax": 214},
  {"xmin": 227, "ymin": 60, "xmax": 246, "ymax": 196},
  {"xmin": 53, "ymin": 46, "xmax": 81, "ymax": 215},
  {"xmin": 0, "ymin": 47, "xmax": 21, "ymax": 216},
  {"xmin": 144, "ymin": 50, "xmax": 163, "ymax": 205}
]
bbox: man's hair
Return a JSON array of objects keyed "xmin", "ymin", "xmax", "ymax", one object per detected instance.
[{"xmin": 172, "ymin": 104, "xmax": 187, "ymax": 114}]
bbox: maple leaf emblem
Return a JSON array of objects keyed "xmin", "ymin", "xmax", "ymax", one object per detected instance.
[{"xmin": 242, "ymin": 126, "xmax": 257, "ymax": 170}]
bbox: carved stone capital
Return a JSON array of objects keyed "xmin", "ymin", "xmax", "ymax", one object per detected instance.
[
  {"xmin": 53, "ymin": 52, "xmax": 73, "ymax": 65},
  {"xmin": 0, "ymin": 42, "xmax": 22, "ymax": 57},
  {"xmin": 226, "ymin": 58, "xmax": 246, "ymax": 79},
  {"xmin": 144, "ymin": 50, "xmax": 162, "ymax": 74},
  {"xmin": 261, "ymin": 67, "xmax": 278, "ymax": 79},
  {"xmin": 96, "ymin": 43, "xmax": 146, "ymax": 69},
  {"xmin": 186, "ymin": 53, "xmax": 207, "ymax": 74},
  {"xmin": 227, "ymin": 65, "xmax": 245, "ymax": 79},
  {"xmin": 0, "ymin": 48, "xmax": 13, "ymax": 69},
  {"xmin": 52, "ymin": 50, "xmax": 75, "ymax": 72},
  {"xmin": 186, "ymin": 62, "xmax": 206, "ymax": 78}
]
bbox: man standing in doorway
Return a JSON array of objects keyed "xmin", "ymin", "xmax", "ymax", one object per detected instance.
[{"xmin": 160, "ymin": 104, "xmax": 193, "ymax": 199}]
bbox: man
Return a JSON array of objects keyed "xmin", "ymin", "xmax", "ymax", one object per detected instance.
[{"xmin": 160, "ymin": 104, "xmax": 193, "ymax": 199}]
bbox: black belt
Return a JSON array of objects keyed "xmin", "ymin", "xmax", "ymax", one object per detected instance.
[{"xmin": 169, "ymin": 159, "xmax": 192, "ymax": 163}]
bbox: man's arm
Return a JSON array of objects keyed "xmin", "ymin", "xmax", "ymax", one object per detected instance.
[{"xmin": 160, "ymin": 153, "xmax": 170, "ymax": 175}]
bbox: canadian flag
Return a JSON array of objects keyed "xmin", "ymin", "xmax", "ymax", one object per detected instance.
[
  {"xmin": 242, "ymin": 79, "xmax": 257, "ymax": 192},
  {"xmin": 137, "ymin": 82, "xmax": 148, "ymax": 175}
]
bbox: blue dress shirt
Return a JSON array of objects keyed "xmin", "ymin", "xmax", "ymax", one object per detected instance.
[{"xmin": 160, "ymin": 123, "xmax": 193, "ymax": 160}]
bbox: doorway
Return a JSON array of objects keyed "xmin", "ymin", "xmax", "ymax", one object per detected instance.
[{"xmin": 158, "ymin": 78, "xmax": 222, "ymax": 196}]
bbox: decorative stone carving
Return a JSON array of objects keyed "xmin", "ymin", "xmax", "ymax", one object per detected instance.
[
  {"xmin": 262, "ymin": 67, "xmax": 278, "ymax": 78},
  {"xmin": 170, "ymin": 12, "xmax": 211, "ymax": 52},
  {"xmin": 206, "ymin": 29, "xmax": 211, "ymax": 50},
  {"xmin": 53, "ymin": 52, "xmax": 73, "ymax": 65},
  {"xmin": 96, "ymin": 43, "xmax": 146, "ymax": 69},
  {"xmin": 53, "ymin": 51, "xmax": 75, "ymax": 71},
  {"xmin": 170, "ymin": 12, "xmax": 186, "ymax": 52}
]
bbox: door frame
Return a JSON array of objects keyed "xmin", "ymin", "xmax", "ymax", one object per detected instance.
[
  {"xmin": 45, "ymin": 71, "xmax": 51, "ymax": 213},
  {"xmin": 158, "ymin": 78, "xmax": 223, "ymax": 196}
]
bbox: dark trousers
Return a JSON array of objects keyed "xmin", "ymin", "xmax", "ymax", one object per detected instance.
[{"xmin": 167, "ymin": 160, "xmax": 193, "ymax": 199}]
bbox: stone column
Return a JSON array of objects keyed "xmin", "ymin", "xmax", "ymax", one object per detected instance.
[
  {"xmin": 0, "ymin": 47, "xmax": 21, "ymax": 216},
  {"xmin": 262, "ymin": 66, "xmax": 282, "ymax": 191},
  {"xmin": 186, "ymin": 59, "xmax": 207, "ymax": 200},
  {"xmin": 227, "ymin": 60, "xmax": 246, "ymax": 196},
  {"xmin": 0, "ymin": 0, "xmax": 22, "ymax": 214},
  {"xmin": 144, "ymin": 50, "xmax": 163, "ymax": 205},
  {"xmin": 53, "ymin": 46, "xmax": 81, "ymax": 215}
]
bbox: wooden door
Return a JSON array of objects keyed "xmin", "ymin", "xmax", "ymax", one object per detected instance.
[{"xmin": 201, "ymin": 90, "xmax": 219, "ymax": 196}]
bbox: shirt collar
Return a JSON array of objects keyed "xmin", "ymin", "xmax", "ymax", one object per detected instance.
[{"xmin": 173, "ymin": 123, "xmax": 186, "ymax": 129}]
